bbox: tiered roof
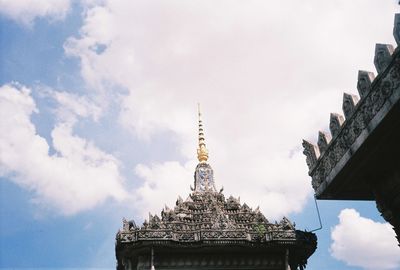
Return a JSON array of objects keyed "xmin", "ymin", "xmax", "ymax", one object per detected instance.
[
  {"xmin": 118, "ymin": 190, "xmax": 297, "ymax": 244},
  {"xmin": 117, "ymin": 106, "xmax": 317, "ymax": 269}
]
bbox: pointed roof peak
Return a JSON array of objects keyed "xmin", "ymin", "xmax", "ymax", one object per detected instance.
[
  {"xmin": 194, "ymin": 104, "xmax": 216, "ymax": 192},
  {"xmin": 197, "ymin": 103, "xmax": 209, "ymax": 163}
]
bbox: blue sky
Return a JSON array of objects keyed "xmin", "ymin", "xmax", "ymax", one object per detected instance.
[{"xmin": 0, "ymin": 1, "xmax": 400, "ymax": 269}]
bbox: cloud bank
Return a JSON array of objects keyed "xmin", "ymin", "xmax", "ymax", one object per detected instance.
[
  {"xmin": 2, "ymin": 0, "xmax": 399, "ymax": 224},
  {"xmin": 0, "ymin": 83, "xmax": 127, "ymax": 215},
  {"xmin": 331, "ymin": 209, "xmax": 400, "ymax": 270},
  {"xmin": 0, "ymin": 0, "xmax": 70, "ymax": 26},
  {"xmin": 64, "ymin": 0, "xmax": 397, "ymax": 220}
]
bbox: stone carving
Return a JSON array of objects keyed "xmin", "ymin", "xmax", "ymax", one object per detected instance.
[
  {"xmin": 226, "ymin": 195, "xmax": 240, "ymax": 210},
  {"xmin": 374, "ymin": 44, "xmax": 394, "ymax": 74},
  {"xmin": 394, "ymin": 13, "xmax": 400, "ymax": 45},
  {"xmin": 278, "ymin": 217, "xmax": 294, "ymax": 230},
  {"xmin": 304, "ymin": 44, "xmax": 400, "ymax": 191},
  {"xmin": 329, "ymin": 113, "xmax": 344, "ymax": 138},
  {"xmin": 194, "ymin": 162, "xmax": 216, "ymax": 192},
  {"xmin": 317, "ymin": 131, "xmax": 331, "ymax": 154},
  {"xmin": 342, "ymin": 93, "xmax": 360, "ymax": 120},
  {"xmin": 302, "ymin": 140, "xmax": 320, "ymax": 170},
  {"xmin": 357, "ymin": 70, "xmax": 375, "ymax": 98},
  {"xmin": 303, "ymin": 14, "xmax": 400, "ymax": 193},
  {"xmin": 122, "ymin": 218, "xmax": 130, "ymax": 232},
  {"xmin": 122, "ymin": 218, "xmax": 136, "ymax": 232},
  {"xmin": 116, "ymin": 189, "xmax": 298, "ymax": 244}
]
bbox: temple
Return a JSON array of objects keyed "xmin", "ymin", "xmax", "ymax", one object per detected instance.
[
  {"xmin": 116, "ymin": 107, "xmax": 317, "ymax": 270},
  {"xmin": 302, "ymin": 14, "xmax": 400, "ymax": 246}
]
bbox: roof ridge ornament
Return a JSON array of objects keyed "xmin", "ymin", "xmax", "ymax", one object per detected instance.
[
  {"xmin": 329, "ymin": 113, "xmax": 345, "ymax": 138},
  {"xmin": 374, "ymin": 44, "xmax": 394, "ymax": 74},
  {"xmin": 194, "ymin": 104, "xmax": 216, "ymax": 192},
  {"xmin": 357, "ymin": 70, "xmax": 375, "ymax": 98},
  {"xmin": 197, "ymin": 103, "xmax": 209, "ymax": 163},
  {"xmin": 317, "ymin": 131, "xmax": 331, "ymax": 154},
  {"xmin": 342, "ymin": 93, "xmax": 360, "ymax": 120},
  {"xmin": 393, "ymin": 13, "xmax": 400, "ymax": 45}
]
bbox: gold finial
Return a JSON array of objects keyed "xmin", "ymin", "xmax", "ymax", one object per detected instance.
[{"xmin": 197, "ymin": 103, "xmax": 209, "ymax": 163}]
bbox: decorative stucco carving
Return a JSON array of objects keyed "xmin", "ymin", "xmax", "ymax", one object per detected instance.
[
  {"xmin": 342, "ymin": 93, "xmax": 360, "ymax": 120},
  {"xmin": 303, "ymin": 41, "xmax": 400, "ymax": 192},
  {"xmin": 329, "ymin": 113, "xmax": 345, "ymax": 138},
  {"xmin": 374, "ymin": 44, "xmax": 394, "ymax": 74},
  {"xmin": 117, "ymin": 189, "xmax": 297, "ymax": 244},
  {"xmin": 302, "ymin": 140, "xmax": 320, "ymax": 170},
  {"xmin": 317, "ymin": 131, "xmax": 331, "ymax": 154},
  {"xmin": 303, "ymin": 13, "xmax": 400, "ymax": 193},
  {"xmin": 357, "ymin": 70, "xmax": 375, "ymax": 98}
]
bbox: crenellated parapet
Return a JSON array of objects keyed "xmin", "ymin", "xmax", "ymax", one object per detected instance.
[
  {"xmin": 357, "ymin": 70, "xmax": 375, "ymax": 98},
  {"xmin": 303, "ymin": 13, "xmax": 400, "ymax": 194}
]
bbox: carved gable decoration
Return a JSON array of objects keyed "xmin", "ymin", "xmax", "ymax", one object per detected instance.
[
  {"xmin": 302, "ymin": 140, "xmax": 320, "ymax": 170},
  {"xmin": 357, "ymin": 70, "xmax": 375, "ymax": 98},
  {"xmin": 342, "ymin": 93, "xmax": 360, "ymax": 120},
  {"xmin": 117, "ymin": 190, "xmax": 297, "ymax": 243},
  {"xmin": 302, "ymin": 13, "xmax": 400, "ymax": 194},
  {"xmin": 317, "ymin": 131, "xmax": 331, "ymax": 154},
  {"xmin": 374, "ymin": 44, "xmax": 394, "ymax": 74},
  {"xmin": 329, "ymin": 113, "xmax": 345, "ymax": 138}
]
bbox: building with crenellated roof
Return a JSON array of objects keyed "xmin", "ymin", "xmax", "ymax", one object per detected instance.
[
  {"xmin": 303, "ymin": 13, "xmax": 400, "ymax": 247},
  {"xmin": 116, "ymin": 107, "xmax": 317, "ymax": 270}
]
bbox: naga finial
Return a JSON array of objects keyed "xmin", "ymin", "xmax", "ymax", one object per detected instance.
[{"xmin": 197, "ymin": 103, "xmax": 209, "ymax": 163}]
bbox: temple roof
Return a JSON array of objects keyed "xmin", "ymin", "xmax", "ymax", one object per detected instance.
[
  {"xmin": 117, "ymin": 105, "xmax": 302, "ymax": 244},
  {"xmin": 116, "ymin": 106, "xmax": 317, "ymax": 269},
  {"xmin": 302, "ymin": 13, "xmax": 400, "ymax": 199},
  {"xmin": 118, "ymin": 189, "xmax": 297, "ymax": 244}
]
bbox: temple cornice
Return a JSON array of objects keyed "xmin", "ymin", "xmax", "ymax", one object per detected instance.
[{"xmin": 303, "ymin": 18, "xmax": 400, "ymax": 197}]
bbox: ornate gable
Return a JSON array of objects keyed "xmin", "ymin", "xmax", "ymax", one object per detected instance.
[{"xmin": 116, "ymin": 106, "xmax": 317, "ymax": 270}]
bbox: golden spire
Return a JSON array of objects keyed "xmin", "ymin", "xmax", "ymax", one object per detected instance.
[{"xmin": 197, "ymin": 104, "xmax": 209, "ymax": 163}]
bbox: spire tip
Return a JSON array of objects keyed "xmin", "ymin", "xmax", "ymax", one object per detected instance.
[{"xmin": 197, "ymin": 104, "xmax": 209, "ymax": 163}]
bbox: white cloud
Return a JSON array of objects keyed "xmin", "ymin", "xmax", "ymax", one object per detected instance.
[
  {"xmin": 64, "ymin": 0, "xmax": 399, "ymax": 220},
  {"xmin": 133, "ymin": 160, "xmax": 195, "ymax": 219},
  {"xmin": 0, "ymin": 0, "xmax": 71, "ymax": 26},
  {"xmin": 49, "ymin": 89, "xmax": 102, "ymax": 123},
  {"xmin": 331, "ymin": 208, "xmax": 400, "ymax": 270},
  {"xmin": 0, "ymin": 83, "xmax": 127, "ymax": 215}
]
